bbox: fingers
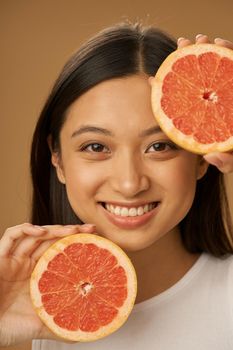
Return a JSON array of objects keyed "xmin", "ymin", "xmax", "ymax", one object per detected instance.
[
  {"xmin": 30, "ymin": 238, "xmax": 59, "ymax": 262},
  {"xmin": 177, "ymin": 34, "xmax": 210, "ymax": 48},
  {"xmin": 177, "ymin": 37, "xmax": 192, "ymax": 48},
  {"xmin": 214, "ymin": 38, "xmax": 233, "ymax": 50},
  {"xmin": 41, "ymin": 223, "xmax": 96, "ymax": 233},
  {"xmin": 13, "ymin": 236, "xmax": 46, "ymax": 258},
  {"xmin": 177, "ymin": 34, "xmax": 233, "ymax": 51},
  {"xmin": 0, "ymin": 223, "xmax": 46, "ymax": 256},
  {"xmin": 177, "ymin": 34, "xmax": 208, "ymax": 48},
  {"xmin": 203, "ymin": 151, "xmax": 233, "ymax": 173},
  {"xmin": 195, "ymin": 34, "xmax": 210, "ymax": 44},
  {"xmin": 148, "ymin": 76, "xmax": 155, "ymax": 86},
  {"xmin": 0, "ymin": 223, "xmax": 96, "ymax": 258}
]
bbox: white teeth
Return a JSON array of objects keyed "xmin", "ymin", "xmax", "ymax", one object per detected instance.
[
  {"xmin": 104, "ymin": 202, "xmax": 158, "ymax": 217},
  {"xmin": 114, "ymin": 206, "xmax": 121, "ymax": 215},
  {"xmin": 120, "ymin": 208, "xmax": 128, "ymax": 216},
  {"xmin": 129, "ymin": 208, "xmax": 137, "ymax": 216},
  {"xmin": 137, "ymin": 207, "xmax": 144, "ymax": 216}
]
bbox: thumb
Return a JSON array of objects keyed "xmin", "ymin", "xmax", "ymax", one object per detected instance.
[{"xmin": 203, "ymin": 152, "xmax": 233, "ymax": 173}]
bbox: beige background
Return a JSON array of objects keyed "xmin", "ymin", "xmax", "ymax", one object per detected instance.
[
  {"xmin": 1, "ymin": 1, "xmax": 233, "ymax": 349},
  {"xmin": 1, "ymin": 0, "xmax": 233, "ymax": 234}
]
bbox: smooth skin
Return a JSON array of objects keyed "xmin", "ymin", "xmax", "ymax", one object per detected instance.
[
  {"xmin": 54, "ymin": 75, "xmax": 208, "ymax": 253},
  {"xmin": 52, "ymin": 73, "xmax": 208, "ymax": 305},
  {"xmin": 0, "ymin": 34, "xmax": 233, "ymax": 350}
]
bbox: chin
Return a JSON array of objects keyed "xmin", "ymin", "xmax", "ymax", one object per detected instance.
[{"xmin": 108, "ymin": 235, "xmax": 158, "ymax": 253}]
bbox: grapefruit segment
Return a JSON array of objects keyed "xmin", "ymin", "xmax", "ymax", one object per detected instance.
[
  {"xmin": 173, "ymin": 101, "xmax": 207, "ymax": 135},
  {"xmin": 212, "ymin": 57, "xmax": 233, "ymax": 90},
  {"xmin": 172, "ymin": 54, "xmax": 205, "ymax": 88},
  {"xmin": 30, "ymin": 233, "xmax": 137, "ymax": 342},
  {"xmin": 151, "ymin": 43, "xmax": 233, "ymax": 153},
  {"xmin": 161, "ymin": 72, "xmax": 201, "ymax": 119},
  {"xmin": 38, "ymin": 270, "xmax": 75, "ymax": 293},
  {"xmin": 197, "ymin": 52, "xmax": 220, "ymax": 88},
  {"xmin": 217, "ymin": 78, "xmax": 233, "ymax": 106},
  {"xmin": 41, "ymin": 290, "xmax": 80, "ymax": 315},
  {"xmin": 216, "ymin": 103, "xmax": 233, "ymax": 134},
  {"xmin": 47, "ymin": 252, "xmax": 82, "ymax": 282}
]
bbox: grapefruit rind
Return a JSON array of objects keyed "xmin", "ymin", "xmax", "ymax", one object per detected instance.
[
  {"xmin": 30, "ymin": 233, "xmax": 137, "ymax": 342},
  {"xmin": 151, "ymin": 44, "xmax": 233, "ymax": 154}
]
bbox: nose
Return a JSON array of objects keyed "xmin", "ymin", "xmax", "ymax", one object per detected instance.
[{"xmin": 109, "ymin": 151, "xmax": 150, "ymax": 198}]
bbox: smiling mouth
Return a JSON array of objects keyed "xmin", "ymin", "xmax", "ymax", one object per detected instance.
[{"xmin": 100, "ymin": 202, "xmax": 160, "ymax": 217}]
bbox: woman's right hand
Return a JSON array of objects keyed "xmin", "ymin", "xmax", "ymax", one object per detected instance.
[{"xmin": 0, "ymin": 222, "xmax": 96, "ymax": 347}]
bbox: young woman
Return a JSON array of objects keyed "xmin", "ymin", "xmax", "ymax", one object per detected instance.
[{"xmin": 1, "ymin": 23, "xmax": 233, "ymax": 350}]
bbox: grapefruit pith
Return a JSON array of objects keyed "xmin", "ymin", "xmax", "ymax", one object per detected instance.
[
  {"xmin": 30, "ymin": 233, "xmax": 137, "ymax": 342},
  {"xmin": 151, "ymin": 43, "xmax": 233, "ymax": 154}
]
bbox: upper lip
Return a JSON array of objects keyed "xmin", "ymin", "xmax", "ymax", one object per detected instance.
[{"xmin": 99, "ymin": 201, "xmax": 159, "ymax": 208}]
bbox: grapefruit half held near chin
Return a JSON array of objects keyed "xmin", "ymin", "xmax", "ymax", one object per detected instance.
[
  {"xmin": 30, "ymin": 233, "xmax": 137, "ymax": 342},
  {"xmin": 151, "ymin": 43, "xmax": 233, "ymax": 154}
]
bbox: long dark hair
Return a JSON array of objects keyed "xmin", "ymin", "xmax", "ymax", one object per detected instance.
[{"xmin": 30, "ymin": 22, "xmax": 233, "ymax": 257}]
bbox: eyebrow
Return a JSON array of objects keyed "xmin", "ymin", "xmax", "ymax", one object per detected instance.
[
  {"xmin": 139, "ymin": 125, "xmax": 163, "ymax": 137},
  {"xmin": 71, "ymin": 125, "xmax": 113, "ymax": 138},
  {"xmin": 71, "ymin": 124, "xmax": 163, "ymax": 138}
]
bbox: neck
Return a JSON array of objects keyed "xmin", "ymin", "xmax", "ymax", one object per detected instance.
[{"xmin": 126, "ymin": 227, "xmax": 201, "ymax": 304}]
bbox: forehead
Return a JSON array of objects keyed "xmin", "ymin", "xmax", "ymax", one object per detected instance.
[{"xmin": 64, "ymin": 74, "xmax": 159, "ymax": 133}]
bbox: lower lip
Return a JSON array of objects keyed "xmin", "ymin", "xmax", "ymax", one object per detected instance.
[{"xmin": 99, "ymin": 203, "xmax": 160, "ymax": 229}]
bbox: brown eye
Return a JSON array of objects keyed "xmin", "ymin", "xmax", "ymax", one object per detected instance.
[
  {"xmin": 152, "ymin": 143, "xmax": 167, "ymax": 151},
  {"xmin": 81, "ymin": 143, "xmax": 109, "ymax": 153},
  {"xmin": 146, "ymin": 142, "xmax": 178, "ymax": 153}
]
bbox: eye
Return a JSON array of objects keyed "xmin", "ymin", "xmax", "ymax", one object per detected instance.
[
  {"xmin": 146, "ymin": 141, "xmax": 178, "ymax": 153},
  {"xmin": 80, "ymin": 142, "xmax": 109, "ymax": 153}
]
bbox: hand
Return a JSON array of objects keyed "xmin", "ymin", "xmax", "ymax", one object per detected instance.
[
  {"xmin": 177, "ymin": 33, "xmax": 233, "ymax": 50},
  {"xmin": 203, "ymin": 152, "xmax": 233, "ymax": 173},
  {"xmin": 177, "ymin": 34, "xmax": 233, "ymax": 173},
  {"xmin": 0, "ymin": 222, "xmax": 96, "ymax": 346}
]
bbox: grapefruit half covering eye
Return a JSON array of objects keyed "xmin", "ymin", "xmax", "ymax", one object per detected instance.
[
  {"xmin": 30, "ymin": 233, "xmax": 137, "ymax": 342},
  {"xmin": 151, "ymin": 43, "xmax": 233, "ymax": 154}
]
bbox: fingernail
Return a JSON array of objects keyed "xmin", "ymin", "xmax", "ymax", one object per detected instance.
[
  {"xmin": 83, "ymin": 224, "xmax": 96, "ymax": 228},
  {"xmin": 148, "ymin": 76, "xmax": 154, "ymax": 86},
  {"xmin": 34, "ymin": 225, "xmax": 46, "ymax": 231},
  {"xmin": 196, "ymin": 34, "xmax": 204, "ymax": 39},
  {"xmin": 177, "ymin": 37, "xmax": 185, "ymax": 42}
]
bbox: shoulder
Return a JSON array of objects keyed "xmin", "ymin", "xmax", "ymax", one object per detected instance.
[
  {"xmin": 203, "ymin": 254, "xmax": 233, "ymax": 342},
  {"xmin": 203, "ymin": 253, "xmax": 233, "ymax": 296},
  {"xmin": 198, "ymin": 254, "xmax": 233, "ymax": 311},
  {"xmin": 196, "ymin": 253, "xmax": 233, "ymax": 289},
  {"xmin": 210, "ymin": 253, "xmax": 233, "ymax": 269},
  {"xmin": 203, "ymin": 252, "xmax": 233, "ymax": 268},
  {"xmin": 204, "ymin": 253, "xmax": 233, "ymax": 275}
]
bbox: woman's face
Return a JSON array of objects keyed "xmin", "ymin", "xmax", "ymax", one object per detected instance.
[{"xmin": 53, "ymin": 75, "xmax": 208, "ymax": 251}]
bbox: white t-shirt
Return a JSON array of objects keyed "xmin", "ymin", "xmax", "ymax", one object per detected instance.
[{"xmin": 32, "ymin": 253, "xmax": 233, "ymax": 350}]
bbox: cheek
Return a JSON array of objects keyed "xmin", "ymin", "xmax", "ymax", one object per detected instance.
[
  {"xmin": 155, "ymin": 157, "xmax": 198, "ymax": 202},
  {"xmin": 64, "ymin": 160, "xmax": 106, "ymax": 202}
]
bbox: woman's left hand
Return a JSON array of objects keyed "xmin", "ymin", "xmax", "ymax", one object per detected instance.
[{"xmin": 177, "ymin": 34, "xmax": 233, "ymax": 174}]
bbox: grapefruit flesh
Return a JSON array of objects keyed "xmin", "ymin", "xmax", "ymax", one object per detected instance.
[
  {"xmin": 30, "ymin": 234, "xmax": 137, "ymax": 342},
  {"xmin": 151, "ymin": 44, "xmax": 233, "ymax": 154}
]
